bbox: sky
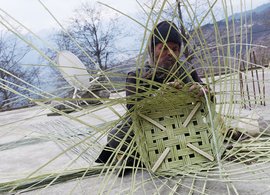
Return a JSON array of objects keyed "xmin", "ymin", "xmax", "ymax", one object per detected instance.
[
  {"xmin": 0, "ymin": 0, "xmax": 147, "ymax": 32},
  {"xmin": 1, "ymin": 0, "xmax": 269, "ymax": 32}
]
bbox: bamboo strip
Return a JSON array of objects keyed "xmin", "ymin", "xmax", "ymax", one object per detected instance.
[
  {"xmin": 151, "ymin": 147, "xmax": 171, "ymax": 173},
  {"xmin": 187, "ymin": 143, "xmax": 214, "ymax": 161},
  {"xmin": 138, "ymin": 113, "xmax": 167, "ymax": 131},
  {"xmin": 183, "ymin": 102, "xmax": 201, "ymax": 127}
]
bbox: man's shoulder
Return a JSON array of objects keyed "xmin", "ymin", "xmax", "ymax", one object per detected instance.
[
  {"xmin": 127, "ymin": 67, "xmax": 148, "ymax": 77},
  {"xmin": 127, "ymin": 70, "xmax": 137, "ymax": 76}
]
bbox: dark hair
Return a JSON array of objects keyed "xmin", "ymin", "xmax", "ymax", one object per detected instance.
[{"xmin": 151, "ymin": 21, "xmax": 182, "ymax": 51}]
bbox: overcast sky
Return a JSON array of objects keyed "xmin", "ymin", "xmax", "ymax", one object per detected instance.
[
  {"xmin": 0, "ymin": 0, "xmax": 147, "ymax": 32},
  {"xmin": 0, "ymin": 0, "xmax": 269, "ymax": 33}
]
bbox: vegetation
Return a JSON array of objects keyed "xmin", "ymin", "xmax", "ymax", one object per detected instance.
[{"xmin": 0, "ymin": 32, "xmax": 39, "ymax": 110}]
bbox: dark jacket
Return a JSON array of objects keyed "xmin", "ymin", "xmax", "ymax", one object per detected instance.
[{"xmin": 126, "ymin": 63, "xmax": 203, "ymax": 110}]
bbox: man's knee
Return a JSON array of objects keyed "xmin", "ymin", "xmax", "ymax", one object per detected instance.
[{"xmin": 107, "ymin": 123, "xmax": 133, "ymax": 150}]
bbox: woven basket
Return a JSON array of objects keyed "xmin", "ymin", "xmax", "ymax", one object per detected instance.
[{"xmin": 131, "ymin": 85, "xmax": 224, "ymax": 175}]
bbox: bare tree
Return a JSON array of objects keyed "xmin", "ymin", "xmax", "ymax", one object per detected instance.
[
  {"xmin": 0, "ymin": 31, "xmax": 39, "ymax": 110},
  {"xmin": 52, "ymin": 3, "xmax": 124, "ymax": 71}
]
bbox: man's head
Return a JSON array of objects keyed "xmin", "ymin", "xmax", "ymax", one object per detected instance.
[{"xmin": 149, "ymin": 21, "xmax": 182, "ymax": 70}]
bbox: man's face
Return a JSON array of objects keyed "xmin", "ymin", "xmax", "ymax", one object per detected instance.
[{"xmin": 153, "ymin": 42, "xmax": 180, "ymax": 70}]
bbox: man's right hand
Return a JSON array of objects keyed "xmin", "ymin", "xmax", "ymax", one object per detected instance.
[
  {"xmin": 188, "ymin": 83, "xmax": 209, "ymax": 98},
  {"xmin": 167, "ymin": 80, "xmax": 183, "ymax": 90}
]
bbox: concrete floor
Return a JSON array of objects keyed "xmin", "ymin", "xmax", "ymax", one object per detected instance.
[{"xmin": 1, "ymin": 71, "xmax": 270, "ymax": 194}]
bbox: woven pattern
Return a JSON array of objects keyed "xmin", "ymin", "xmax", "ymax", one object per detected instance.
[{"xmin": 132, "ymin": 85, "xmax": 224, "ymax": 175}]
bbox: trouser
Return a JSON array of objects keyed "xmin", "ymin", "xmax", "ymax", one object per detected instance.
[
  {"xmin": 107, "ymin": 117, "xmax": 134, "ymax": 152},
  {"xmin": 95, "ymin": 118, "xmax": 135, "ymax": 163}
]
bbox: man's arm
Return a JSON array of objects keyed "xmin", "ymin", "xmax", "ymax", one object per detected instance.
[
  {"xmin": 125, "ymin": 69, "xmax": 153, "ymax": 110},
  {"xmin": 189, "ymin": 67, "xmax": 215, "ymax": 101},
  {"xmin": 190, "ymin": 67, "xmax": 203, "ymax": 84},
  {"xmin": 126, "ymin": 71, "xmax": 137, "ymax": 110}
]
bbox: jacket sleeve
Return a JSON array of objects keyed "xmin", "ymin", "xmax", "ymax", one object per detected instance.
[
  {"xmin": 125, "ymin": 69, "xmax": 151, "ymax": 110},
  {"xmin": 190, "ymin": 67, "xmax": 203, "ymax": 84},
  {"xmin": 126, "ymin": 71, "xmax": 137, "ymax": 110},
  {"xmin": 179, "ymin": 61, "xmax": 203, "ymax": 84},
  {"xmin": 190, "ymin": 67, "xmax": 215, "ymax": 102}
]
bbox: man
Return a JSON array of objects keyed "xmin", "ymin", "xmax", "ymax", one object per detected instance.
[
  {"xmin": 126, "ymin": 20, "xmax": 205, "ymax": 111},
  {"xmin": 95, "ymin": 21, "xmax": 207, "ymax": 175}
]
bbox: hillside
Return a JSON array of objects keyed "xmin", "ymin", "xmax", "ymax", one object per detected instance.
[
  {"xmin": 192, "ymin": 3, "xmax": 270, "ymax": 74},
  {"xmin": 115, "ymin": 3, "xmax": 270, "ymax": 77}
]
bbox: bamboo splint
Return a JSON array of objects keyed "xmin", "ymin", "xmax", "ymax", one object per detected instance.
[
  {"xmin": 151, "ymin": 148, "xmax": 171, "ymax": 173},
  {"xmin": 187, "ymin": 143, "xmax": 214, "ymax": 161}
]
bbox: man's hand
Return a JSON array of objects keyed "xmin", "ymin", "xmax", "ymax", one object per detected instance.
[
  {"xmin": 167, "ymin": 80, "xmax": 183, "ymax": 90},
  {"xmin": 188, "ymin": 83, "xmax": 209, "ymax": 98},
  {"xmin": 163, "ymin": 81, "xmax": 213, "ymax": 101}
]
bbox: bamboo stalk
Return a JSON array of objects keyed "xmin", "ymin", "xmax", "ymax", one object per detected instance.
[
  {"xmin": 0, "ymin": 167, "xmax": 104, "ymax": 193},
  {"xmin": 250, "ymin": 52, "xmax": 257, "ymax": 104},
  {"xmin": 177, "ymin": 0, "xmax": 190, "ymax": 61},
  {"xmin": 262, "ymin": 67, "xmax": 266, "ymax": 106},
  {"xmin": 252, "ymin": 51, "xmax": 263, "ymax": 105},
  {"xmin": 241, "ymin": 59, "xmax": 251, "ymax": 109},
  {"xmin": 239, "ymin": 71, "xmax": 246, "ymax": 109},
  {"xmin": 243, "ymin": 61, "xmax": 251, "ymax": 109},
  {"xmin": 238, "ymin": 54, "xmax": 246, "ymax": 109}
]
